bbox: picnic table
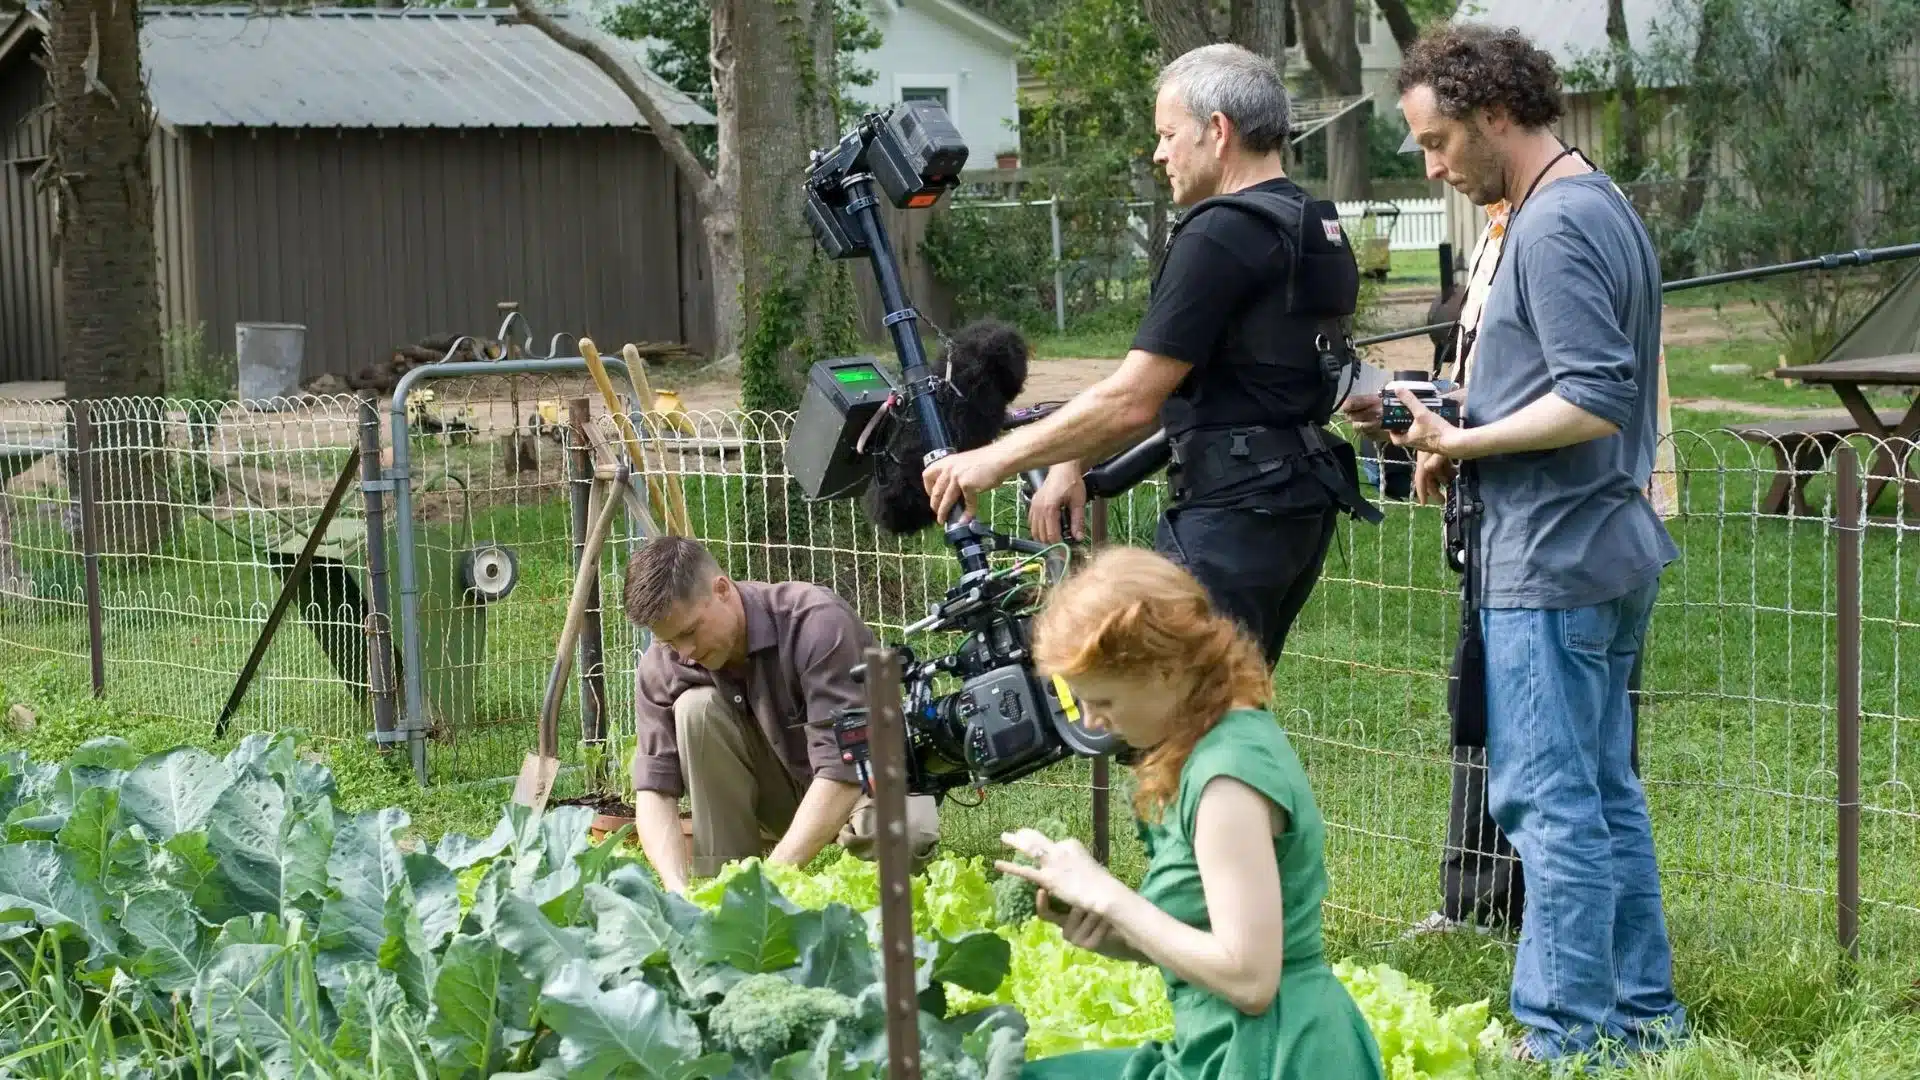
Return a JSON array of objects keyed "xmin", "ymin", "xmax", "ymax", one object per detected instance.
[{"xmin": 1771, "ymin": 353, "xmax": 1920, "ymax": 517}]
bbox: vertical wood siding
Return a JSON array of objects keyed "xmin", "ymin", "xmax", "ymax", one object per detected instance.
[
  {"xmin": 185, "ymin": 126, "xmax": 701, "ymax": 381},
  {"xmin": 0, "ymin": 58, "xmax": 57, "ymax": 382}
]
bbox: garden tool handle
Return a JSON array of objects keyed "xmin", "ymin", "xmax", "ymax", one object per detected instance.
[{"xmin": 538, "ymin": 470, "xmax": 625, "ymax": 759}]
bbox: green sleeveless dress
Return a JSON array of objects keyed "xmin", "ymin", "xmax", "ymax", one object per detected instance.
[{"xmin": 1021, "ymin": 708, "xmax": 1385, "ymax": 1080}]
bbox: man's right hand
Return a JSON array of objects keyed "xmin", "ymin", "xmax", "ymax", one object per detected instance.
[
  {"xmin": 1028, "ymin": 464, "xmax": 1088, "ymax": 544},
  {"xmin": 1414, "ymin": 451, "xmax": 1456, "ymax": 506},
  {"xmin": 1341, "ymin": 393, "xmax": 1386, "ymax": 442}
]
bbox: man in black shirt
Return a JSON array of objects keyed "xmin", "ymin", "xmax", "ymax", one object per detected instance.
[{"xmin": 923, "ymin": 42, "xmax": 1376, "ymax": 666}]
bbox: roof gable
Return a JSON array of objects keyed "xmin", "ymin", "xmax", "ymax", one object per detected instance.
[
  {"xmin": 866, "ymin": 0, "xmax": 1023, "ymax": 52},
  {"xmin": 2, "ymin": 6, "xmax": 716, "ymax": 130}
]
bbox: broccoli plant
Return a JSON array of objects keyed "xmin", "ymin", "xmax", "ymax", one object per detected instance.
[{"xmin": 708, "ymin": 972, "xmax": 860, "ymax": 1063}]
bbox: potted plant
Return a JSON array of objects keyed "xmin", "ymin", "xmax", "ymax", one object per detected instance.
[
  {"xmin": 995, "ymin": 147, "xmax": 1020, "ymax": 170},
  {"xmin": 563, "ymin": 733, "xmax": 638, "ymax": 843}
]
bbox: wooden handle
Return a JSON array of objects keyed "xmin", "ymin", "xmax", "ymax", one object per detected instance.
[
  {"xmin": 581, "ymin": 337, "xmax": 681, "ymax": 536},
  {"xmin": 622, "ymin": 342, "xmax": 691, "ymax": 536},
  {"xmin": 538, "ymin": 474, "xmax": 624, "ymax": 758}
]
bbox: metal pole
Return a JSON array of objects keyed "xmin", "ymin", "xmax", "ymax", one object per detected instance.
[
  {"xmin": 73, "ymin": 401, "xmax": 104, "ymax": 698},
  {"xmin": 569, "ymin": 397, "xmax": 608, "ymax": 749},
  {"xmin": 1050, "ymin": 197, "xmax": 1065, "ymax": 334},
  {"xmin": 1835, "ymin": 445, "xmax": 1862, "ymax": 961},
  {"xmin": 359, "ymin": 391, "xmax": 398, "ymax": 751},
  {"xmin": 1088, "ymin": 496, "xmax": 1111, "ymax": 866},
  {"xmin": 864, "ymin": 645, "xmax": 922, "ymax": 1080}
]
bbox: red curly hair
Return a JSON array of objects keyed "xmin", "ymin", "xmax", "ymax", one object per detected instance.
[{"xmin": 1032, "ymin": 547, "xmax": 1272, "ymax": 822}]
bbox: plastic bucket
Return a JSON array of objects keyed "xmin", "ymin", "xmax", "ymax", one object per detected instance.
[{"xmin": 236, "ymin": 322, "xmax": 307, "ymax": 407}]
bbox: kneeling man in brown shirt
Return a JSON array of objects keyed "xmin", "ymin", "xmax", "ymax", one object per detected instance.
[{"xmin": 624, "ymin": 536, "xmax": 940, "ymax": 894}]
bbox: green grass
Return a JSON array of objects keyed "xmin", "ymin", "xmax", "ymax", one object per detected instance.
[{"xmin": 2, "ymin": 413, "xmax": 1917, "ymax": 1077}]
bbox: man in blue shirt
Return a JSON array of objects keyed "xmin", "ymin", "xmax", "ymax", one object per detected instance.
[{"xmin": 1351, "ymin": 24, "xmax": 1687, "ymax": 1066}]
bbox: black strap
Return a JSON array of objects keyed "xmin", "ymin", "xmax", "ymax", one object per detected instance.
[{"xmin": 1169, "ymin": 425, "xmax": 1384, "ymax": 524}]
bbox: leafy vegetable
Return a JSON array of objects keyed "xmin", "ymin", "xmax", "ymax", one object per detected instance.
[{"xmin": 0, "ymin": 736, "xmax": 1026, "ymax": 1080}]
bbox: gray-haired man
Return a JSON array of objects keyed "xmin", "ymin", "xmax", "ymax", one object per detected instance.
[{"xmin": 922, "ymin": 42, "xmax": 1376, "ymax": 668}]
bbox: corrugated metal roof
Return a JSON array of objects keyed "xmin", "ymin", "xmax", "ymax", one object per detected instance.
[{"xmin": 135, "ymin": 7, "xmax": 716, "ymax": 130}]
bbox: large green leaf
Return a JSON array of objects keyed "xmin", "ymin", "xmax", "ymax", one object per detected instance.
[
  {"xmin": 380, "ymin": 875, "xmax": 438, "ymax": 1011},
  {"xmin": 407, "ymin": 851, "xmax": 461, "ymax": 952},
  {"xmin": 200, "ymin": 769, "xmax": 291, "ymax": 922},
  {"xmin": 490, "ymin": 893, "xmax": 591, "ymax": 987},
  {"xmin": 537, "ymin": 805, "xmax": 595, "ymax": 876},
  {"xmin": 318, "ymin": 808, "xmax": 412, "ymax": 968},
  {"xmin": 791, "ymin": 903, "xmax": 876, "ymax": 998},
  {"xmin": 928, "ymin": 931, "xmax": 1013, "ymax": 995},
  {"xmin": 538, "ymin": 959, "xmax": 730, "ymax": 1080},
  {"xmin": 122, "ymin": 887, "xmax": 211, "ymax": 993},
  {"xmin": 433, "ymin": 813, "xmax": 516, "ymax": 871},
  {"xmin": 56, "ymin": 785, "xmax": 124, "ymax": 890},
  {"xmin": 769, "ymin": 1025, "xmax": 880, "ymax": 1080},
  {"xmin": 282, "ymin": 793, "xmax": 336, "ymax": 911},
  {"xmin": 191, "ymin": 943, "xmax": 316, "ymax": 1079},
  {"xmin": 695, "ymin": 863, "xmax": 800, "ymax": 974},
  {"xmin": 120, "ymin": 748, "xmax": 231, "ymax": 842},
  {"xmin": 0, "ymin": 841, "xmax": 118, "ymax": 962},
  {"xmin": 582, "ymin": 882, "xmax": 673, "ymax": 978},
  {"xmin": 424, "ymin": 933, "xmax": 536, "ymax": 1080},
  {"xmin": 329, "ymin": 960, "xmax": 419, "ymax": 1065}
]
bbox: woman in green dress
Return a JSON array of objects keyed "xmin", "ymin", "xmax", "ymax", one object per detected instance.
[{"xmin": 1003, "ymin": 546, "xmax": 1385, "ymax": 1080}]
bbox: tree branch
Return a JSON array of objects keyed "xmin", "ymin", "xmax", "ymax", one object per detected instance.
[
  {"xmin": 1144, "ymin": 0, "xmax": 1218, "ymax": 58},
  {"xmin": 1374, "ymin": 0, "xmax": 1421, "ymax": 51},
  {"xmin": 503, "ymin": 0, "xmax": 726, "ymax": 214}
]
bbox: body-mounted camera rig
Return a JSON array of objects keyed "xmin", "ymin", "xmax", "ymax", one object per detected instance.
[{"xmin": 784, "ymin": 102, "xmax": 1127, "ymax": 798}]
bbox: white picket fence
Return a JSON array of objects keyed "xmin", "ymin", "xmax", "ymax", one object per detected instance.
[{"xmin": 1336, "ymin": 198, "xmax": 1446, "ymax": 252}]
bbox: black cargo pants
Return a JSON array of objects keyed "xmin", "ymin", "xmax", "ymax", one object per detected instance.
[{"xmin": 1153, "ymin": 502, "xmax": 1340, "ymax": 671}]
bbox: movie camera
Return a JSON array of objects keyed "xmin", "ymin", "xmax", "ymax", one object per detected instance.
[{"xmin": 783, "ymin": 101, "xmax": 1145, "ymax": 798}]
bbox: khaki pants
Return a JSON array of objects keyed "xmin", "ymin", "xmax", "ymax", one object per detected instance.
[{"xmin": 675, "ymin": 686, "xmax": 940, "ymax": 878}]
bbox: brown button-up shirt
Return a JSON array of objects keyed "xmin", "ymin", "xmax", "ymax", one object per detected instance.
[{"xmin": 630, "ymin": 580, "xmax": 876, "ymax": 797}]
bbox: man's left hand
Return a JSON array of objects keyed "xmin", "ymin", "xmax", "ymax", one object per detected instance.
[
  {"xmin": 1387, "ymin": 387, "xmax": 1468, "ymax": 458},
  {"xmin": 923, "ymin": 447, "xmax": 1011, "ymax": 525}
]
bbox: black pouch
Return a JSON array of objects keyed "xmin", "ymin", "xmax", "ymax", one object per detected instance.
[{"xmin": 1287, "ymin": 198, "xmax": 1361, "ymax": 319}]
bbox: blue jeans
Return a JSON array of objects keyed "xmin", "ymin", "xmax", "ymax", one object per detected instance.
[{"xmin": 1480, "ymin": 579, "xmax": 1686, "ymax": 1062}]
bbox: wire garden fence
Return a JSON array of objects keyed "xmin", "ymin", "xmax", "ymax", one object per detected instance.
[{"xmin": 0, "ymin": 387, "xmax": 1913, "ymax": 965}]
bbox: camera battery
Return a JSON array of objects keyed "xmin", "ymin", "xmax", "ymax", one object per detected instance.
[{"xmin": 786, "ymin": 357, "xmax": 900, "ymax": 500}]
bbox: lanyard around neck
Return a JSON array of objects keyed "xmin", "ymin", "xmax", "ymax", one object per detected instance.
[{"xmin": 1453, "ymin": 144, "xmax": 1588, "ymax": 380}]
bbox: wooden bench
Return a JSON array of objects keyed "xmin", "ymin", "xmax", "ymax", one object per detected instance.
[{"xmin": 1725, "ymin": 409, "xmax": 1907, "ymax": 516}]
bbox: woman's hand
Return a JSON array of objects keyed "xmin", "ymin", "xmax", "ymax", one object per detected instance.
[
  {"xmin": 996, "ymin": 829, "xmax": 1126, "ymax": 918},
  {"xmin": 1037, "ymin": 888, "xmax": 1114, "ymax": 949}
]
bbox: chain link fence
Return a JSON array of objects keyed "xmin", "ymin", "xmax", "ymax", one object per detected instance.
[{"xmin": 0, "ymin": 391, "xmax": 1913, "ymax": 962}]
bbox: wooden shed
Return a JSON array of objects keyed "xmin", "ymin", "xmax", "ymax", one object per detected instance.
[{"xmin": 0, "ymin": 5, "xmax": 717, "ymax": 388}]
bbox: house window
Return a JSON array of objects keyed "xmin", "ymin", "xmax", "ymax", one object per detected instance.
[
  {"xmin": 901, "ymin": 86, "xmax": 950, "ymax": 112},
  {"xmin": 1356, "ymin": 2, "xmax": 1372, "ymax": 45}
]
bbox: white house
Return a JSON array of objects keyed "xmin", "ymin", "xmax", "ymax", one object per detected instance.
[{"xmin": 848, "ymin": 0, "xmax": 1025, "ymax": 165}]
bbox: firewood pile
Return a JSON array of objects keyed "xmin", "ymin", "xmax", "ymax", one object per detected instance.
[{"xmin": 343, "ymin": 333, "xmax": 505, "ymax": 394}]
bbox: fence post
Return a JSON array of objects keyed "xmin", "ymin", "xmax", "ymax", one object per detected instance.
[
  {"xmin": 358, "ymin": 391, "xmax": 400, "ymax": 751},
  {"xmin": 1050, "ymin": 197, "xmax": 1065, "ymax": 334},
  {"xmin": 569, "ymin": 397, "xmax": 608, "ymax": 750},
  {"xmin": 1088, "ymin": 496, "xmax": 1111, "ymax": 866},
  {"xmin": 73, "ymin": 400, "xmax": 105, "ymax": 698},
  {"xmin": 1834, "ymin": 445, "xmax": 1862, "ymax": 961},
  {"xmin": 863, "ymin": 645, "xmax": 922, "ymax": 1080}
]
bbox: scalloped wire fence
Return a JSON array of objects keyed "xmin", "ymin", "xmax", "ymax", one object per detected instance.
[
  {"xmin": 0, "ymin": 392, "xmax": 1913, "ymax": 962},
  {"xmin": 0, "ymin": 393, "xmax": 371, "ymax": 742}
]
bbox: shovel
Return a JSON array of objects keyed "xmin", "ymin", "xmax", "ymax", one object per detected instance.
[
  {"xmin": 580, "ymin": 337, "xmax": 689, "ymax": 537},
  {"xmin": 512, "ymin": 467, "xmax": 627, "ymax": 814}
]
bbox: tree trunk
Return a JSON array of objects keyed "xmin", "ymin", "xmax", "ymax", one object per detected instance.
[
  {"xmin": 1606, "ymin": 0, "xmax": 1645, "ymax": 180},
  {"xmin": 1230, "ymin": 0, "xmax": 1287, "ymax": 64},
  {"xmin": 1297, "ymin": 0, "xmax": 1370, "ymax": 199},
  {"xmin": 48, "ymin": 0, "xmax": 178, "ymax": 557},
  {"xmin": 509, "ymin": 0, "xmax": 740, "ymax": 361},
  {"xmin": 1671, "ymin": 0, "xmax": 1723, "ymax": 276},
  {"xmin": 1374, "ymin": 0, "xmax": 1420, "ymax": 50},
  {"xmin": 1144, "ymin": 0, "xmax": 1217, "ymax": 58},
  {"xmin": 728, "ymin": 0, "xmax": 856, "ymax": 414}
]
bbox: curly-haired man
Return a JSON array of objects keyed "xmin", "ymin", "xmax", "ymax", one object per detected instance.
[{"xmin": 1345, "ymin": 22, "xmax": 1687, "ymax": 1065}]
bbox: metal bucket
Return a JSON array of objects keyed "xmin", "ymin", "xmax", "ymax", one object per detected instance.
[{"xmin": 236, "ymin": 322, "xmax": 307, "ymax": 407}]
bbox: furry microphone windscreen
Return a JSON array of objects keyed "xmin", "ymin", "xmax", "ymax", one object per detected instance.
[{"xmin": 864, "ymin": 319, "xmax": 1030, "ymax": 535}]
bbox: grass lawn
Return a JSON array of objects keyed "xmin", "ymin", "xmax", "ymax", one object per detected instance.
[{"xmin": 2, "ymin": 387, "xmax": 1916, "ymax": 1076}]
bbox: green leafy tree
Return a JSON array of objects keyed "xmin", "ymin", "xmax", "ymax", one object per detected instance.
[
  {"xmin": 601, "ymin": 0, "xmax": 881, "ymax": 172},
  {"xmin": 1636, "ymin": 0, "xmax": 1920, "ymax": 360}
]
